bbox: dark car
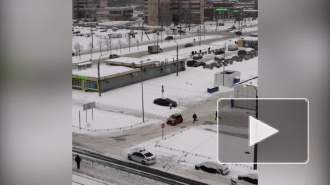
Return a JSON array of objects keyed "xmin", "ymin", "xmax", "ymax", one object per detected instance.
[
  {"xmin": 214, "ymin": 49, "xmax": 225, "ymax": 55},
  {"xmin": 195, "ymin": 162, "xmax": 229, "ymax": 176},
  {"xmin": 178, "ymin": 30, "xmax": 185, "ymax": 34},
  {"xmin": 109, "ymin": 54, "xmax": 120, "ymax": 59},
  {"xmin": 193, "ymin": 62, "xmax": 206, "ymax": 67},
  {"xmin": 99, "ymin": 29, "xmax": 107, "ymax": 32},
  {"xmin": 184, "ymin": 43, "xmax": 193, "ymax": 48},
  {"xmin": 238, "ymin": 50, "xmax": 247, "ymax": 57},
  {"xmin": 187, "ymin": 60, "xmax": 197, "ymax": 67},
  {"xmin": 153, "ymin": 98, "xmax": 177, "ymax": 107},
  {"xmin": 167, "ymin": 114, "xmax": 183, "ymax": 125},
  {"xmin": 193, "ymin": 54, "xmax": 203, "ymax": 60},
  {"xmin": 218, "ymin": 23, "xmax": 225, "ymax": 26},
  {"xmin": 165, "ymin": 36, "xmax": 174, "ymax": 40}
]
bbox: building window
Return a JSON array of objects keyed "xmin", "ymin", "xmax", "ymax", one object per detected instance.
[
  {"xmin": 72, "ymin": 78, "xmax": 82, "ymax": 87},
  {"xmin": 86, "ymin": 80, "xmax": 97, "ymax": 90}
]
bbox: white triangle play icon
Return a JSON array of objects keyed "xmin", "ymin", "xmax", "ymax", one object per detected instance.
[{"xmin": 249, "ymin": 116, "xmax": 279, "ymax": 146}]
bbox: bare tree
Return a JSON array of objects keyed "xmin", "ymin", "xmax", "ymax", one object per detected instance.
[
  {"xmin": 74, "ymin": 42, "xmax": 83, "ymax": 59},
  {"xmin": 97, "ymin": 39, "xmax": 103, "ymax": 54},
  {"xmin": 118, "ymin": 39, "xmax": 123, "ymax": 53},
  {"xmin": 105, "ymin": 37, "xmax": 113, "ymax": 55},
  {"xmin": 135, "ymin": 39, "xmax": 139, "ymax": 50},
  {"xmin": 88, "ymin": 41, "xmax": 93, "ymax": 58}
]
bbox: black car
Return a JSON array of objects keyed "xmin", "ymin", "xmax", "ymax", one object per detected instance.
[
  {"xmin": 187, "ymin": 60, "xmax": 197, "ymax": 67},
  {"xmin": 184, "ymin": 43, "xmax": 193, "ymax": 48},
  {"xmin": 193, "ymin": 54, "xmax": 203, "ymax": 60},
  {"xmin": 153, "ymin": 98, "xmax": 177, "ymax": 107},
  {"xmin": 214, "ymin": 50, "xmax": 224, "ymax": 55},
  {"xmin": 109, "ymin": 54, "xmax": 120, "ymax": 59},
  {"xmin": 193, "ymin": 62, "xmax": 206, "ymax": 67},
  {"xmin": 218, "ymin": 23, "xmax": 224, "ymax": 26},
  {"xmin": 178, "ymin": 30, "xmax": 185, "ymax": 34},
  {"xmin": 238, "ymin": 50, "xmax": 247, "ymax": 57},
  {"xmin": 165, "ymin": 36, "xmax": 174, "ymax": 40},
  {"xmin": 250, "ymin": 45, "xmax": 258, "ymax": 50}
]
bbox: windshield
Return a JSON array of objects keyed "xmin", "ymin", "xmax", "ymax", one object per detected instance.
[{"xmin": 144, "ymin": 152, "xmax": 153, "ymax": 157}]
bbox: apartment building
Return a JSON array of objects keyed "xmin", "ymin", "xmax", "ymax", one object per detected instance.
[
  {"xmin": 144, "ymin": 0, "xmax": 204, "ymax": 26},
  {"xmin": 73, "ymin": 0, "xmax": 100, "ymax": 19}
]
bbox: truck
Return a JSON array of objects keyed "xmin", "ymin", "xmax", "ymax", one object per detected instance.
[{"xmin": 148, "ymin": 45, "xmax": 163, "ymax": 54}]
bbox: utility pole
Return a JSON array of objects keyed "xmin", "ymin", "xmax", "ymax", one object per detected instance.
[
  {"xmin": 140, "ymin": 60, "xmax": 145, "ymax": 122},
  {"xmin": 90, "ymin": 26, "xmax": 94, "ymax": 49},
  {"xmin": 174, "ymin": 41, "xmax": 179, "ymax": 76}
]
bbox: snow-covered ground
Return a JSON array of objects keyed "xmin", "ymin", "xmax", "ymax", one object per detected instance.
[
  {"xmin": 73, "ymin": 173, "xmax": 113, "ymax": 185},
  {"xmin": 72, "ymin": 34, "xmax": 223, "ymax": 64},
  {"xmin": 128, "ymin": 124, "xmax": 254, "ymax": 179},
  {"xmin": 72, "ymin": 105, "xmax": 161, "ymax": 133}
]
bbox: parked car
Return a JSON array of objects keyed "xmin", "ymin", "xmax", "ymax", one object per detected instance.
[
  {"xmin": 195, "ymin": 161, "xmax": 229, "ymax": 176},
  {"xmin": 238, "ymin": 50, "xmax": 247, "ymax": 57},
  {"xmin": 187, "ymin": 60, "xmax": 197, "ymax": 67},
  {"xmin": 178, "ymin": 30, "xmax": 185, "ymax": 34},
  {"xmin": 193, "ymin": 61, "xmax": 206, "ymax": 67},
  {"xmin": 193, "ymin": 54, "xmax": 203, "ymax": 60},
  {"xmin": 73, "ymin": 30, "xmax": 80, "ymax": 34},
  {"xmin": 214, "ymin": 49, "xmax": 224, "ymax": 55},
  {"xmin": 167, "ymin": 113, "xmax": 183, "ymax": 125},
  {"xmin": 184, "ymin": 43, "xmax": 193, "ymax": 48},
  {"xmin": 215, "ymin": 55, "xmax": 225, "ymax": 61},
  {"xmin": 128, "ymin": 149, "xmax": 156, "ymax": 165},
  {"xmin": 165, "ymin": 36, "xmax": 174, "ymax": 40},
  {"xmin": 250, "ymin": 45, "xmax": 258, "ymax": 50},
  {"xmin": 99, "ymin": 29, "xmax": 107, "ymax": 32},
  {"xmin": 231, "ymin": 172, "xmax": 258, "ymax": 185},
  {"xmin": 227, "ymin": 28, "xmax": 234, "ymax": 32},
  {"xmin": 153, "ymin": 98, "xmax": 177, "ymax": 107},
  {"xmin": 76, "ymin": 33, "xmax": 84, "ymax": 36},
  {"xmin": 112, "ymin": 27, "xmax": 119, "ymax": 31},
  {"xmin": 218, "ymin": 23, "xmax": 225, "ymax": 26},
  {"xmin": 109, "ymin": 54, "xmax": 120, "ymax": 59}
]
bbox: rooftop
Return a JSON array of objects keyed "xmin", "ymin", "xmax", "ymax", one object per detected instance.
[{"xmin": 72, "ymin": 65, "xmax": 139, "ymax": 79}]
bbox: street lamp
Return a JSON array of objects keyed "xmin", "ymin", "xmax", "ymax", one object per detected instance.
[
  {"xmin": 222, "ymin": 40, "xmax": 231, "ymax": 86},
  {"xmin": 140, "ymin": 60, "xmax": 145, "ymax": 122},
  {"xmin": 174, "ymin": 41, "xmax": 179, "ymax": 76},
  {"xmin": 243, "ymin": 84, "xmax": 258, "ymax": 170},
  {"xmin": 156, "ymin": 32, "xmax": 159, "ymax": 54},
  {"xmin": 98, "ymin": 51, "xmax": 109, "ymax": 97}
]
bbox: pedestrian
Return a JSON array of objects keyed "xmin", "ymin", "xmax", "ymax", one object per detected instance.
[
  {"xmin": 75, "ymin": 154, "xmax": 82, "ymax": 169},
  {"xmin": 215, "ymin": 111, "xmax": 217, "ymax": 121},
  {"xmin": 192, "ymin": 113, "xmax": 198, "ymax": 123},
  {"xmin": 199, "ymin": 49, "xmax": 202, "ymax": 54},
  {"xmin": 169, "ymin": 103, "xmax": 172, "ymax": 109},
  {"xmin": 208, "ymin": 47, "xmax": 210, "ymax": 51}
]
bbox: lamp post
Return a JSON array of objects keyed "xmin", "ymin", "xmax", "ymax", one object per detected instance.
[
  {"xmin": 222, "ymin": 40, "xmax": 231, "ymax": 86},
  {"xmin": 98, "ymin": 51, "xmax": 109, "ymax": 97},
  {"xmin": 243, "ymin": 84, "xmax": 258, "ymax": 170},
  {"xmin": 156, "ymin": 32, "xmax": 159, "ymax": 54},
  {"xmin": 174, "ymin": 41, "xmax": 179, "ymax": 76},
  {"xmin": 140, "ymin": 60, "xmax": 145, "ymax": 122}
]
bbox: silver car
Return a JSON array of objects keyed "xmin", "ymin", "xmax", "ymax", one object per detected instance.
[{"xmin": 128, "ymin": 150, "xmax": 156, "ymax": 165}]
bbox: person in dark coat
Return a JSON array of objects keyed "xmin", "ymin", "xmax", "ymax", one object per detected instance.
[
  {"xmin": 215, "ymin": 111, "xmax": 217, "ymax": 121},
  {"xmin": 192, "ymin": 113, "xmax": 198, "ymax": 123},
  {"xmin": 75, "ymin": 155, "xmax": 82, "ymax": 169}
]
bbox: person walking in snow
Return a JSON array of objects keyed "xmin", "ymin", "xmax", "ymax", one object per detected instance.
[
  {"xmin": 75, "ymin": 154, "xmax": 82, "ymax": 169},
  {"xmin": 193, "ymin": 113, "xmax": 198, "ymax": 123},
  {"xmin": 215, "ymin": 111, "xmax": 217, "ymax": 121}
]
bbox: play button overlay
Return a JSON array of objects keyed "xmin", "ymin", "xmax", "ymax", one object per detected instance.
[
  {"xmin": 217, "ymin": 98, "xmax": 309, "ymax": 165},
  {"xmin": 249, "ymin": 116, "xmax": 279, "ymax": 146}
]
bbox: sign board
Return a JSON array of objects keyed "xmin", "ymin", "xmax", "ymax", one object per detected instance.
[
  {"xmin": 77, "ymin": 75, "xmax": 88, "ymax": 80},
  {"xmin": 83, "ymin": 101, "xmax": 95, "ymax": 111},
  {"xmin": 216, "ymin": 8, "xmax": 227, "ymax": 11},
  {"xmin": 161, "ymin": 123, "xmax": 165, "ymax": 128}
]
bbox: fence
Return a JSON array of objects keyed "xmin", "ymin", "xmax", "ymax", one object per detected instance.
[
  {"xmin": 72, "ymin": 155, "xmax": 168, "ymax": 185},
  {"xmin": 72, "ymin": 120, "xmax": 149, "ymax": 133}
]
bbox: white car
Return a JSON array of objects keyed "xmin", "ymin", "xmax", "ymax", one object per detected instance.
[
  {"xmin": 195, "ymin": 161, "xmax": 229, "ymax": 176},
  {"xmin": 128, "ymin": 150, "xmax": 156, "ymax": 165}
]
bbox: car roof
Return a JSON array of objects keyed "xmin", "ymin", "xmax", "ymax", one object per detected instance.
[{"xmin": 200, "ymin": 161, "xmax": 227, "ymax": 169}]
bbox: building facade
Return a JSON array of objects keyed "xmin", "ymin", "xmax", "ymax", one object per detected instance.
[
  {"xmin": 95, "ymin": 7, "xmax": 133, "ymax": 21},
  {"xmin": 144, "ymin": 0, "xmax": 204, "ymax": 26},
  {"xmin": 73, "ymin": 0, "xmax": 100, "ymax": 20}
]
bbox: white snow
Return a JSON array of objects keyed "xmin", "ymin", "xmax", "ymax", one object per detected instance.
[
  {"xmin": 72, "ymin": 105, "xmax": 160, "ymax": 133},
  {"xmin": 72, "ymin": 65, "xmax": 138, "ymax": 78}
]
